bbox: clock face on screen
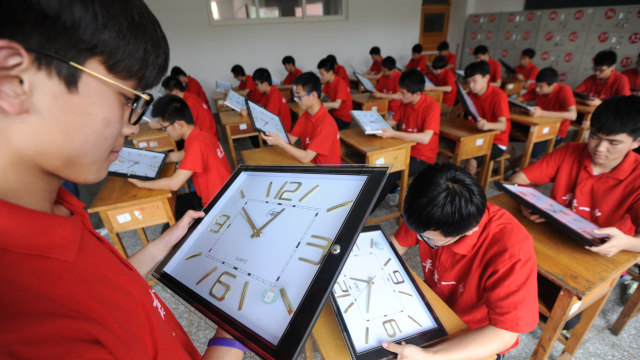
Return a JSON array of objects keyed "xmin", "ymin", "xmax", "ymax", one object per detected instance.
[
  {"xmin": 162, "ymin": 170, "xmax": 370, "ymax": 345},
  {"xmin": 108, "ymin": 146, "xmax": 165, "ymax": 179}
]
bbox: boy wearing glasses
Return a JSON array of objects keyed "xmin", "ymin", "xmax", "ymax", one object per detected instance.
[
  {"xmin": 384, "ymin": 163, "xmax": 538, "ymax": 359},
  {"xmin": 129, "ymin": 95, "xmax": 232, "ymax": 219},
  {"xmin": 162, "ymin": 75, "xmax": 218, "ymax": 138},
  {"xmin": 0, "ymin": 1, "xmax": 244, "ymax": 358},
  {"xmin": 318, "ymin": 57, "xmax": 353, "ymax": 130},
  {"xmin": 261, "ymin": 72, "xmax": 341, "ymax": 165},
  {"xmin": 574, "ymin": 50, "xmax": 631, "ymax": 107}
]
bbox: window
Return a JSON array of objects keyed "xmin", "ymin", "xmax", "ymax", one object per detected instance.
[{"xmin": 208, "ymin": 0, "xmax": 347, "ymax": 25}]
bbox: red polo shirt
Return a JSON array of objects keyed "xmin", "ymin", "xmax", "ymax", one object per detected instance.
[
  {"xmin": 290, "ymin": 105, "xmax": 341, "ymax": 165},
  {"xmin": 180, "ymin": 126, "xmax": 232, "ymax": 206},
  {"xmin": 468, "ymin": 85, "xmax": 511, "ymax": 147},
  {"xmin": 183, "ymin": 91, "xmax": 217, "ymax": 138},
  {"xmin": 260, "ymin": 86, "xmax": 293, "ymax": 132},
  {"xmin": 185, "ymin": 75, "xmax": 211, "ymax": 110},
  {"xmin": 393, "ymin": 94, "xmax": 440, "ymax": 164},
  {"xmin": 522, "ymin": 83, "xmax": 576, "ymax": 138},
  {"xmin": 487, "ymin": 58, "xmax": 502, "ymax": 84},
  {"xmin": 445, "ymin": 53, "xmax": 457, "ymax": 69},
  {"xmin": 427, "ymin": 68, "xmax": 458, "ymax": 107},
  {"xmin": 239, "ymin": 74, "xmax": 264, "ymax": 104},
  {"xmin": 514, "ymin": 63, "xmax": 539, "ymax": 82},
  {"xmin": 369, "ymin": 59, "xmax": 382, "ymax": 74},
  {"xmin": 322, "ymin": 76, "xmax": 353, "ymax": 122},
  {"xmin": 406, "ymin": 56, "xmax": 428, "ymax": 74},
  {"xmin": 0, "ymin": 188, "xmax": 201, "ymax": 359},
  {"xmin": 394, "ymin": 203, "xmax": 538, "ymax": 353},
  {"xmin": 335, "ymin": 64, "xmax": 351, "ymax": 86},
  {"xmin": 574, "ymin": 70, "xmax": 631, "ymax": 100},
  {"xmin": 283, "ymin": 67, "xmax": 303, "ymax": 85},
  {"xmin": 522, "ymin": 143, "xmax": 640, "ymax": 236},
  {"xmin": 375, "ymin": 69, "xmax": 402, "ymax": 114},
  {"xmin": 622, "ymin": 68, "xmax": 640, "ymax": 90}
]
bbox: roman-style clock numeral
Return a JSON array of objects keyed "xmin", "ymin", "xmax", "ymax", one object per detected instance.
[
  {"xmin": 384, "ymin": 258, "xmax": 391, "ymax": 267},
  {"xmin": 343, "ymin": 302, "xmax": 354, "ymax": 314},
  {"xmin": 334, "ymin": 280, "xmax": 349, "ymax": 298},
  {"xmin": 239, "ymin": 189, "xmax": 245, "ymax": 199},
  {"xmin": 299, "ymin": 185, "xmax": 319, "ymax": 202},
  {"xmin": 382, "ymin": 319, "xmax": 402, "ymax": 338},
  {"xmin": 210, "ymin": 271, "xmax": 237, "ymax": 301},
  {"xmin": 327, "ymin": 201, "xmax": 354, "ymax": 213},
  {"xmin": 390, "ymin": 270, "xmax": 405, "ymax": 285},
  {"xmin": 208, "ymin": 214, "xmax": 230, "ymax": 233},
  {"xmin": 408, "ymin": 315, "xmax": 422, "ymax": 328},
  {"xmin": 365, "ymin": 327, "xmax": 369, "ymax": 345},
  {"xmin": 298, "ymin": 235, "xmax": 332, "ymax": 266}
]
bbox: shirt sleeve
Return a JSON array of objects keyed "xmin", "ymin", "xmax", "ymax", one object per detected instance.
[
  {"xmin": 559, "ymin": 85, "xmax": 577, "ymax": 109},
  {"xmin": 394, "ymin": 222, "xmax": 419, "ymax": 248},
  {"xmin": 521, "ymin": 144, "xmax": 569, "ymax": 184},
  {"xmin": 521, "ymin": 88, "xmax": 536, "ymax": 102},
  {"xmin": 494, "ymin": 90, "xmax": 510, "ymax": 119},
  {"xmin": 574, "ymin": 78, "xmax": 588, "ymax": 93},
  {"xmin": 178, "ymin": 140, "xmax": 204, "ymax": 173},
  {"xmin": 615, "ymin": 74, "xmax": 631, "ymax": 96},
  {"xmin": 306, "ymin": 118, "xmax": 336, "ymax": 156},
  {"xmin": 420, "ymin": 100, "xmax": 441, "ymax": 133}
]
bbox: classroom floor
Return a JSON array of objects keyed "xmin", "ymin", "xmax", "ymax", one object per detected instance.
[{"xmin": 79, "ymin": 118, "xmax": 640, "ymax": 359}]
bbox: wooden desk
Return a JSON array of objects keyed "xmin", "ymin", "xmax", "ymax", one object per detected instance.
[
  {"xmin": 351, "ymin": 92, "xmax": 390, "ymax": 119},
  {"xmin": 503, "ymin": 78, "xmax": 526, "ymax": 96},
  {"xmin": 438, "ymin": 116, "xmax": 498, "ymax": 190},
  {"xmin": 212, "ymin": 91, "xmax": 230, "ymax": 112},
  {"xmin": 88, "ymin": 163, "xmax": 177, "ymax": 258},
  {"xmin": 130, "ymin": 123, "xmax": 177, "ymax": 152},
  {"xmin": 339, "ymin": 127, "xmax": 414, "ymax": 224},
  {"xmin": 572, "ymin": 103, "xmax": 597, "ymax": 143},
  {"xmin": 509, "ymin": 111, "xmax": 562, "ymax": 169},
  {"xmin": 240, "ymin": 146, "xmax": 311, "ymax": 166},
  {"xmin": 424, "ymin": 90, "xmax": 443, "ymax": 104},
  {"xmin": 219, "ymin": 110, "xmax": 263, "ymax": 168},
  {"xmin": 489, "ymin": 194, "xmax": 640, "ymax": 360}
]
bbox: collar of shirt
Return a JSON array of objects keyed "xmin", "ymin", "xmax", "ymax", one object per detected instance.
[
  {"xmin": 445, "ymin": 207, "xmax": 490, "ymax": 256},
  {"xmin": 581, "ymin": 144, "xmax": 640, "ymax": 180}
]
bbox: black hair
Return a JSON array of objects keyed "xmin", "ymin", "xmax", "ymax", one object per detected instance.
[
  {"xmin": 293, "ymin": 72, "xmax": 321, "ymax": 95},
  {"xmin": 403, "ymin": 163, "xmax": 486, "ymax": 238},
  {"xmin": 437, "ymin": 41, "xmax": 450, "ymax": 51},
  {"xmin": 590, "ymin": 96, "xmax": 640, "ymax": 140},
  {"xmin": 252, "ymin": 68, "xmax": 272, "ymax": 86},
  {"xmin": 381, "ymin": 56, "xmax": 397, "ymax": 71},
  {"xmin": 593, "ymin": 50, "xmax": 617, "ymax": 67},
  {"xmin": 231, "ymin": 64, "xmax": 246, "ymax": 77},
  {"xmin": 326, "ymin": 54, "xmax": 338, "ymax": 64},
  {"xmin": 412, "ymin": 44, "xmax": 423, "ymax": 54},
  {"xmin": 170, "ymin": 66, "xmax": 187, "ymax": 78},
  {"xmin": 282, "ymin": 55, "xmax": 295, "ymax": 66},
  {"xmin": 473, "ymin": 45, "xmax": 489, "ymax": 56},
  {"xmin": 464, "ymin": 61, "xmax": 490, "ymax": 79},
  {"xmin": 369, "ymin": 46, "xmax": 381, "ymax": 56},
  {"xmin": 1, "ymin": 0, "xmax": 169, "ymax": 91},
  {"xmin": 317, "ymin": 57, "xmax": 335, "ymax": 73},
  {"xmin": 398, "ymin": 68, "xmax": 426, "ymax": 94},
  {"xmin": 161, "ymin": 76, "xmax": 185, "ymax": 92},
  {"xmin": 535, "ymin": 67, "xmax": 558, "ymax": 85},
  {"xmin": 151, "ymin": 94, "xmax": 194, "ymax": 125},
  {"xmin": 431, "ymin": 55, "xmax": 448, "ymax": 70},
  {"xmin": 521, "ymin": 48, "xmax": 536, "ymax": 59}
]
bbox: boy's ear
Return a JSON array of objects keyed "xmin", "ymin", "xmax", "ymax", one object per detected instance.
[
  {"xmin": 631, "ymin": 136, "xmax": 640, "ymax": 151},
  {"xmin": 0, "ymin": 40, "xmax": 31, "ymax": 115}
]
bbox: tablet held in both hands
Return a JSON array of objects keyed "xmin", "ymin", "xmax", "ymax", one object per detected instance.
[
  {"xmin": 224, "ymin": 90, "xmax": 247, "ymax": 112},
  {"xmin": 245, "ymin": 99, "xmax": 290, "ymax": 144},
  {"xmin": 351, "ymin": 110, "xmax": 392, "ymax": 135},
  {"xmin": 108, "ymin": 146, "xmax": 167, "ymax": 180},
  {"xmin": 508, "ymin": 98, "xmax": 534, "ymax": 112},
  {"xmin": 456, "ymin": 82, "xmax": 480, "ymax": 122},
  {"xmin": 354, "ymin": 72, "xmax": 378, "ymax": 93}
]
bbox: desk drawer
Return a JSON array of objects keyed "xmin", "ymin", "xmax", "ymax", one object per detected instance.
[
  {"xmin": 106, "ymin": 199, "xmax": 172, "ymax": 233},
  {"xmin": 367, "ymin": 148, "xmax": 407, "ymax": 172},
  {"xmin": 532, "ymin": 122, "xmax": 560, "ymax": 140},
  {"xmin": 228, "ymin": 122, "xmax": 256, "ymax": 137},
  {"xmin": 459, "ymin": 136, "xmax": 493, "ymax": 159}
]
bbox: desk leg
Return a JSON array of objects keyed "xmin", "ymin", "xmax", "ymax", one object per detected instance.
[
  {"xmin": 162, "ymin": 198, "xmax": 176, "ymax": 226},
  {"xmin": 531, "ymin": 290, "xmax": 579, "ymax": 360},
  {"xmin": 137, "ymin": 228, "xmax": 149, "ymax": 246},
  {"xmin": 574, "ymin": 113, "xmax": 592, "ymax": 143},
  {"xmin": 398, "ymin": 167, "xmax": 409, "ymax": 216},
  {"xmin": 520, "ymin": 131, "xmax": 535, "ymax": 169},
  {"xmin": 479, "ymin": 152, "xmax": 492, "ymax": 190},
  {"xmin": 97, "ymin": 212, "xmax": 128, "ymax": 258},
  {"xmin": 225, "ymin": 126, "xmax": 238, "ymax": 169},
  {"xmin": 610, "ymin": 278, "xmax": 640, "ymax": 335}
]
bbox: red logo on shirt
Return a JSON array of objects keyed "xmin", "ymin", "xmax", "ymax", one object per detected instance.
[
  {"xmin": 604, "ymin": 8, "xmax": 616, "ymax": 20},
  {"xmin": 501, "ymin": 49, "xmax": 509, "ymax": 58},
  {"xmin": 471, "ymin": 31, "xmax": 478, "ymax": 40},
  {"xmin": 621, "ymin": 56, "xmax": 633, "ymax": 68},
  {"xmin": 629, "ymin": 33, "xmax": 640, "ymax": 44},
  {"xmin": 598, "ymin": 32, "xmax": 609, "ymax": 43},
  {"xmin": 473, "ymin": 15, "xmax": 480, "ymax": 23},
  {"xmin": 505, "ymin": 31, "xmax": 512, "ymax": 40},
  {"xmin": 508, "ymin": 13, "xmax": 515, "ymax": 22},
  {"xmin": 489, "ymin": 14, "xmax": 496, "ymax": 23},
  {"xmin": 486, "ymin": 31, "xmax": 493, "ymax": 40},
  {"xmin": 541, "ymin": 51, "xmax": 550, "ymax": 61},
  {"xmin": 574, "ymin": 9, "xmax": 584, "ymax": 20},
  {"xmin": 559, "ymin": 73, "xmax": 568, "ymax": 82},
  {"xmin": 527, "ymin": 12, "xmax": 536, "ymax": 21},
  {"xmin": 568, "ymin": 31, "xmax": 579, "ymax": 42},
  {"xmin": 523, "ymin": 31, "xmax": 531, "ymax": 41},
  {"xmin": 549, "ymin": 11, "xmax": 558, "ymax": 21},
  {"xmin": 544, "ymin": 32, "xmax": 554, "ymax": 41},
  {"xmin": 564, "ymin": 53, "xmax": 574, "ymax": 63}
]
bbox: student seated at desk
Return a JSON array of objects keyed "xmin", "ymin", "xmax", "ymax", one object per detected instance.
[
  {"xmin": 161, "ymin": 75, "xmax": 218, "ymax": 138},
  {"xmin": 437, "ymin": 41, "xmax": 456, "ymax": 70},
  {"xmin": 231, "ymin": 64, "xmax": 263, "ymax": 104},
  {"xmin": 574, "ymin": 50, "xmax": 630, "ymax": 107},
  {"xmin": 513, "ymin": 48, "xmax": 539, "ymax": 85},
  {"xmin": 129, "ymin": 95, "xmax": 232, "ymax": 220},
  {"xmin": 245, "ymin": 68, "xmax": 292, "ymax": 132},
  {"xmin": 383, "ymin": 164, "xmax": 538, "ymax": 360},
  {"xmin": 426, "ymin": 55, "xmax": 457, "ymax": 107},
  {"xmin": 318, "ymin": 57, "xmax": 353, "ymax": 130},
  {"xmin": 405, "ymin": 43, "xmax": 427, "ymax": 74},
  {"xmin": 364, "ymin": 45, "xmax": 383, "ymax": 80},
  {"xmin": 474, "ymin": 45, "xmax": 502, "ymax": 88},
  {"xmin": 261, "ymin": 72, "xmax": 341, "ymax": 165},
  {"xmin": 372, "ymin": 56, "xmax": 402, "ymax": 117},
  {"xmin": 171, "ymin": 65, "xmax": 211, "ymax": 109},
  {"xmin": 325, "ymin": 54, "xmax": 350, "ymax": 85},
  {"xmin": 621, "ymin": 52, "xmax": 640, "ymax": 95},
  {"xmin": 463, "ymin": 61, "xmax": 511, "ymax": 176},
  {"xmin": 281, "ymin": 55, "xmax": 302, "ymax": 87},
  {"xmin": 373, "ymin": 68, "xmax": 440, "ymax": 209},
  {"xmin": 0, "ymin": 1, "xmax": 243, "ymax": 358}
]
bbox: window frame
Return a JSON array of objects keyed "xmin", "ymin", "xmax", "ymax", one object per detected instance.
[{"xmin": 206, "ymin": 0, "xmax": 348, "ymax": 26}]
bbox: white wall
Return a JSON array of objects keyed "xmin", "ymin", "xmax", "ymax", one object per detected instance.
[{"xmin": 145, "ymin": 0, "xmax": 422, "ymax": 97}]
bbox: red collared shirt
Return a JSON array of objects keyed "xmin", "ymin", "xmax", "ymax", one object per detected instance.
[
  {"xmin": 622, "ymin": 68, "xmax": 640, "ymax": 90},
  {"xmin": 369, "ymin": 59, "xmax": 382, "ymax": 74},
  {"xmin": 335, "ymin": 64, "xmax": 350, "ymax": 86},
  {"xmin": 522, "ymin": 143, "xmax": 640, "ymax": 235},
  {"xmin": 283, "ymin": 67, "xmax": 303, "ymax": 85},
  {"xmin": 322, "ymin": 77, "xmax": 353, "ymax": 122},
  {"xmin": 260, "ymin": 86, "xmax": 292, "ymax": 132},
  {"xmin": 393, "ymin": 94, "xmax": 440, "ymax": 163},
  {"xmin": 406, "ymin": 56, "xmax": 427, "ymax": 74},
  {"xmin": 514, "ymin": 63, "xmax": 539, "ymax": 82},
  {"xmin": 0, "ymin": 188, "xmax": 201, "ymax": 359},
  {"xmin": 290, "ymin": 105, "xmax": 341, "ymax": 165},
  {"xmin": 395, "ymin": 203, "xmax": 539, "ymax": 353},
  {"xmin": 574, "ymin": 70, "xmax": 631, "ymax": 100},
  {"xmin": 239, "ymin": 75, "xmax": 264, "ymax": 104},
  {"xmin": 468, "ymin": 85, "xmax": 511, "ymax": 147},
  {"xmin": 445, "ymin": 53, "xmax": 457, "ymax": 69},
  {"xmin": 183, "ymin": 91, "xmax": 217, "ymax": 138},
  {"xmin": 488, "ymin": 58, "xmax": 502, "ymax": 83},
  {"xmin": 522, "ymin": 83, "xmax": 576, "ymax": 138},
  {"xmin": 185, "ymin": 75, "xmax": 211, "ymax": 110},
  {"xmin": 375, "ymin": 69, "xmax": 402, "ymax": 114},
  {"xmin": 427, "ymin": 68, "xmax": 458, "ymax": 107}
]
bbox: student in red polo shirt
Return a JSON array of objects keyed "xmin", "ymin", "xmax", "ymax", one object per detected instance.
[
  {"xmin": 364, "ymin": 45, "xmax": 383, "ymax": 80},
  {"xmin": 474, "ymin": 45, "xmax": 502, "ymax": 87},
  {"xmin": 622, "ymin": 52, "xmax": 640, "ymax": 95},
  {"xmin": 326, "ymin": 54, "xmax": 350, "ymax": 85},
  {"xmin": 514, "ymin": 48, "xmax": 539, "ymax": 84},
  {"xmin": 0, "ymin": 1, "xmax": 244, "ymax": 358},
  {"xmin": 575, "ymin": 50, "xmax": 631, "ymax": 107},
  {"xmin": 373, "ymin": 68, "xmax": 440, "ymax": 209},
  {"xmin": 281, "ymin": 55, "xmax": 303, "ymax": 86},
  {"xmin": 130, "ymin": 95, "xmax": 232, "ymax": 218},
  {"xmin": 251, "ymin": 68, "xmax": 292, "ymax": 132},
  {"xmin": 262, "ymin": 72, "xmax": 341, "ymax": 165},
  {"xmin": 426, "ymin": 55, "xmax": 458, "ymax": 107},
  {"xmin": 161, "ymin": 76, "xmax": 218, "ymax": 138},
  {"xmin": 437, "ymin": 41, "xmax": 457, "ymax": 70},
  {"xmin": 318, "ymin": 57, "xmax": 353, "ymax": 130},
  {"xmin": 464, "ymin": 61, "xmax": 511, "ymax": 176},
  {"xmin": 372, "ymin": 56, "xmax": 402, "ymax": 117},
  {"xmin": 231, "ymin": 64, "xmax": 263, "ymax": 104},
  {"xmin": 383, "ymin": 164, "xmax": 538, "ymax": 359},
  {"xmin": 405, "ymin": 43, "xmax": 427, "ymax": 74},
  {"xmin": 171, "ymin": 65, "xmax": 212, "ymax": 110}
]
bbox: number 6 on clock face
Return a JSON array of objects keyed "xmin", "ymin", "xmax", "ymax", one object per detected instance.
[{"xmin": 153, "ymin": 165, "xmax": 388, "ymax": 360}]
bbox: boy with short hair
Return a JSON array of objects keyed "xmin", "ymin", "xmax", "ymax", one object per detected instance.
[
  {"xmin": 231, "ymin": 64, "xmax": 263, "ymax": 104},
  {"xmin": 161, "ymin": 75, "xmax": 218, "ymax": 138},
  {"xmin": 364, "ymin": 46, "xmax": 383, "ymax": 80},
  {"xmin": 372, "ymin": 56, "xmax": 402, "ymax": 116},
  {"xmin": 463, "ymin": 61, "xmax": 511, "ymax": 176},
  {"xmin": 129, "ymin": 95, "xmax": 232, "ymax": 218},
  {"xmin": 281, "ymin": 55, "xmax": 302, "ymax": 86},
  {"xmin": 326, "ymin": 54, "xmax": 350, "ymax": 85},
  {"xmin": 261, "ymin": 72, "xmax": 341, "ymax": 165},
  {"xmin": 318, "ymin": 57, "xmax": 353, "ymax": 130},
  {"xmin": 514, "ymin": 48, "xmax": 539, "ymax": 84},
  {"xmin": 251, "ymin": 68, "xmax": 292, "ymax": 132},
  {"xmin": 405, "ymin": 43, "xmax": 427, "ymax": 74},
  {"xmin": 474, "ymin": 45, "xmax": 502, "ymax": 87},
  {"xmin": 171, "ymin": 65, "xmax": 211, "ymax": 109},
  {"xmin": 622, "ymin": 52, "xmax": 640, "ymax": 95},
  {"xmin": 574, "ymin": 50, "xmax": 631, "ymax": 107},
  {"xmin": 426, "ymin": 55, "xmax": 458, "ymax": 107},
  {"xmin": 437, "ymin": 41, "xmax": 456, "ymax": 69},
  {"xmin": 383, "ymin": 163, "xmax": 538, "ymax": 359}
]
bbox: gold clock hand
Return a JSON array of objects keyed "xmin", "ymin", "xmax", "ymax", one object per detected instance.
[
  {"xmin": 251, "ymin": 208, "xmax": 285, "ymax": 238},
  {"xmin": 366, "ymin": 276, "xmax": 375, "ymax": 313},
  {"xmin": 241, "ymin": 207, "xmax": 261, "ymax": 237},
  {"xmin": 349, "ymin": 277, "xmax": 370, "ymax": 283}
]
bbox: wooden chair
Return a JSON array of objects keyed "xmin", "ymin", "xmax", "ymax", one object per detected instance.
[
  {"xmin": 424, "ymin": 90, "xmax": 443, "ymax": 105},
  {"xmin": 610, "ymin": 267, "xmax": 640, "ymax": 335},
  {"xmin": 502, "ymin": 79, "xmax": 525, "ymax": 96},
  {"xmin": 484, "ymin": 153, "xmax": 511, "ymax": 192}
]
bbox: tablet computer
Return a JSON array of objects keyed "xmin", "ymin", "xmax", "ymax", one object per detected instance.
[
  {"xmin": 224, "ymin": 90, "xmax": 247, "ymax": 112},
  {"xmin": 456, "ymin": 82, "xmax": 480, "ymax": 122},
  {"xmin": 245, "ymin": 99, "xmax": 290, "ymax": 144},
  {"xmin": 508, "ymin": 99, "xmax": 534, "ymax": 112},
  {"xmin": 354, "ymin": 72, "xmax": 377, "ymax": 93},
  {"xmin": 351, "ymin": 110, "xmax": 392, "ymax": 135},
  {"xmin": 108, "ymin": 146, "xmax": 167, "ymax": 180},
  {"xmin": 498, "ymin": 59, "xmax": 517, "ymax": 75},
  {"xmin": 216, "ymin": 80, "xmax": 232, "ymax": 92}
]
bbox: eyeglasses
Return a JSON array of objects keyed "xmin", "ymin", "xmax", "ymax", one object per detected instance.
[
  {"xmin": 294, "ymin": 91, "xmax": 315, "ymax": 102},
  {"xmin": 593, "ymin": 66, "xmax": 610, "ymax": 74},
  {"xmin": 160, "ymin": 123, "xmax": 175, "ymax": 133},
  {"xmin": 417, "ymin": 232, "xmax": 457, "ymax": 250},
  {"xmin": 26, "ymin": 48, "xmax": 152, "ymax": 125}
]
